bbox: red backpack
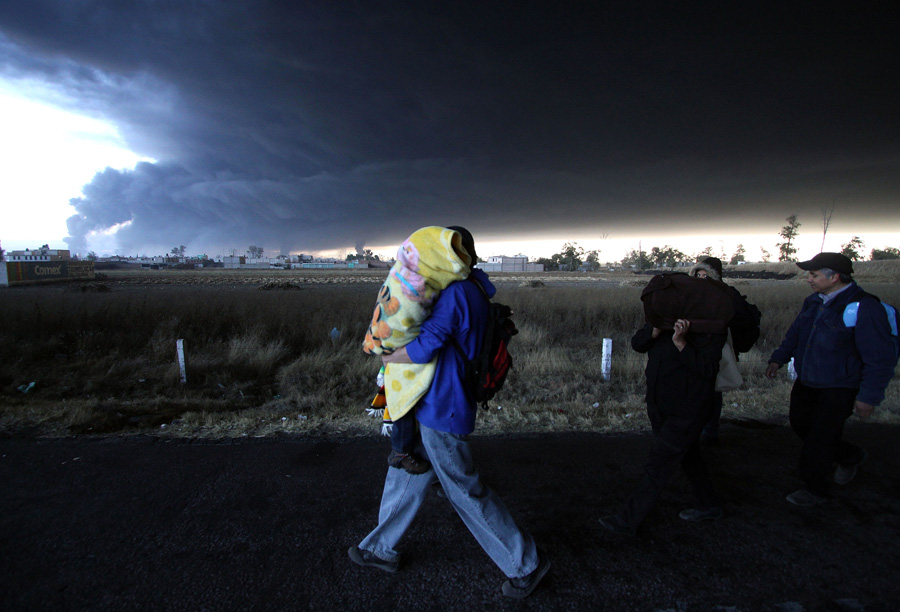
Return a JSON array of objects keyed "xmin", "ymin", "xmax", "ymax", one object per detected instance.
[{"xmin": 452, "ymin": 278, "xmax": 517, "ymax": 409}]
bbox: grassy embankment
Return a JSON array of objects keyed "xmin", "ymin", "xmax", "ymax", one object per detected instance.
[{"xmin": 1, "ymin": 261, "xmax": 898, "ymax": 438}]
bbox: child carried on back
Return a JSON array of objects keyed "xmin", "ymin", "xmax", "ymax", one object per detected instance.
[{"xmin": 362, "ymin": 226, "xmax": 474, "ymax": 473}]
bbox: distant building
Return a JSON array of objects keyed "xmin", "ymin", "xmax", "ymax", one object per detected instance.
[
  {"xmin": 477, "ymin": 255, "xmax": 544, "ymax": 273},
  {"xmin": 2, "ymin": 244, "xmax": 93, "ymax": 287},
  {"xmin": 223, "ymin": 256, "xmax": 274, "ymax": 269},
  {"xmin": 7, "ymin": 244, "xmax": 70, "ymax": 262}
]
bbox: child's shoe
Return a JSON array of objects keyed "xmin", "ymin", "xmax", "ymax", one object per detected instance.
[{"xmin": 387, "ymin": 450, "xmax": 431, "ymax": 474}]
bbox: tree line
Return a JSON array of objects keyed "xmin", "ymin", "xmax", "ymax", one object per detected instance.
[{"xmin": 536, "ymin": 213, "xmax": 899, "ymax": 271}]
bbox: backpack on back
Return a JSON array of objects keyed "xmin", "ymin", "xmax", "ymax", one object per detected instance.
[
  {"xmin": 452, "ymin": 278, "xmax": 518, "ymax": 409},
  {"xmin": 843, "ymin": 293, "xmax": 900, "ymax": 363}
]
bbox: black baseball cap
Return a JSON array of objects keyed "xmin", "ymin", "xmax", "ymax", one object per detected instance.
[{"xmin": 796, "ymin": 252, "xmax": 853, "ymax": 276}]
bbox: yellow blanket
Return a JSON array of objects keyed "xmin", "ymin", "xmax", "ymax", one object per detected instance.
[{"xmin": 362, "ymin": 226, "xmax": 472, "ymax": 420}]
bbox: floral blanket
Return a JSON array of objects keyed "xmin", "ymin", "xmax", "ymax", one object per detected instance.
[{"xmin": 362, "ymin": 226, "xmax": 472, "ymax": 420}]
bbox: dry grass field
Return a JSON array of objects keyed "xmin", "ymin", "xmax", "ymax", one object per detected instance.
[{"xmin": 1, "ymin": 261, "xmax": 898, "ymax": 438}]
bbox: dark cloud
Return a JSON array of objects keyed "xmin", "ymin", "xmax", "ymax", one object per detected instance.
[{"xmin": 1, "ymin": 1, "xmax": 898, "ymax": 255}]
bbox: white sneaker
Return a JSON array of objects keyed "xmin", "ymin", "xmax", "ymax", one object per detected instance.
[{"xmin": 834, "ymin": 451, "xmax": 867, "ymax": 485}]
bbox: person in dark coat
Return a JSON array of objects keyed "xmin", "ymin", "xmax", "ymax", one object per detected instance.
[
  {"xmin": 766, "ymin": 252, "xmax": 896, "ymax": 506},
  {"xmin": 599, "ymin": 276, "xmax": 729, "ymax": 535}
]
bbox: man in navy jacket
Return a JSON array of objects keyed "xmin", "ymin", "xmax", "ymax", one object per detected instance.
[
  {"xmin": 766, "ymin": 253, "xmax": 896, "ymax": 506},
  {"xmin": 349, "ymin": 227, "xmax": 549, "ymax": 599}
]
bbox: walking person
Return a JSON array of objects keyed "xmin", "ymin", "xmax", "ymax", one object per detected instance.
[
  {"xmin": 766, "ymin": 253, "xmax": 896, "ymax": 506},
  {"xmin": 349, "ymin": 227, "xmax": 550, "ymax": 599},
  {"xmin": 599, "ymin": 273, "xmax": 731, "ymax": 535}
]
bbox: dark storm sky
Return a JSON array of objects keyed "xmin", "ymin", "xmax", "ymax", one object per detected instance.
[{"xmin": 1, "ymin": 1, "xmax": 897, "ymax": 255}]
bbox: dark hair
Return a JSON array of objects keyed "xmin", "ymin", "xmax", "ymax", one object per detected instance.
[
  {"xmin": 820, "ymin": 267, "xmax": 853, "ymax": 283},
  {"xmin": 446, "ymin": 226, "xmax": 477, "ymax": 265}
]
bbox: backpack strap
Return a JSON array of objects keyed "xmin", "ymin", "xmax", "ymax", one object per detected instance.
[{"xmin": 466, "ymin": 274, "xmax": 489, "ymax": 300}]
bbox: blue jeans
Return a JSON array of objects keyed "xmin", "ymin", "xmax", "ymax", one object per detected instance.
[
  {"xmin": 390, "ymin": 410, "xmax": 418, "ymax": 454},
  {"xmin": 358, "ymin": 424, "xmax": 539, "ymax": 578}
]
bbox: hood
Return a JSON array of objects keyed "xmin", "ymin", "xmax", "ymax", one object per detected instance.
[{"xmin": 689, "ymin": 261, "xmax": 722, "ymax": 282}]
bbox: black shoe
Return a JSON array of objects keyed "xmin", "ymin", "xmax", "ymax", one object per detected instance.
[
  {"xmin": 598, "ymin": 514, "xmax": 636, "ymax": 536},
  {"xmin": 387, "ymin": 450, "xmax": 431, "ymax": 475},
  {"xmin": 347, "ymin": 546, "xmax": 399, "ymax": 573},
  {"xmin": 501, "ymin": 551, "xmax": 551, "ymax": 599}
]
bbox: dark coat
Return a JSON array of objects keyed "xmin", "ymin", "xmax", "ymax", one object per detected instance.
[{"xmin": 632, "ymin": 324, "xmax": 726, "ymax": 418}]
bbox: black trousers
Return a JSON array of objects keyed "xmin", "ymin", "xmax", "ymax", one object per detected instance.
[
  {"xmin": 789, "ymin": 382, "xmax": 863, "ymax": 495},
  {"xmin": 621, "ymin": 399, "xmax": 718, "ymax": 530}
]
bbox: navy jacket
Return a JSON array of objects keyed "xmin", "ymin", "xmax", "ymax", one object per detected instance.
[{"xmin": 769, "ymin": 282, "xmax": 895, "ymax": 406}]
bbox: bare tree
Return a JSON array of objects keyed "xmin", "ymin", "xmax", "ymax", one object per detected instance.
[{"xmin": 820, "ymin": 204, "xmax": 834, "ymax": 252}]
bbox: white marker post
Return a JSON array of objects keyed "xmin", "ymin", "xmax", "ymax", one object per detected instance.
[
  {"xmin": 176, "ymin": 339, "xmax": 187, "ymax": 384},
  {"xmin": 601, "ymin": 338, "xmax": 612, "ymax": 381}
]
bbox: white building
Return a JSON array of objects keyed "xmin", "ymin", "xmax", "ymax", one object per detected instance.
[
  {"xmin": 477, "ymin": 255, "xmax": 544, "ymax": 273},
  {"xmin": 7, "ymin": 245, "xmax": 70, "ymax": 262}
]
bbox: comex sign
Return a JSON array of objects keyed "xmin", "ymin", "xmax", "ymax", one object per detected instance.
[
  {"xmin": 6, "ymin": 261, "xmax": 69, "ymax": 282},
  {"xmin": 34, "ymin": 265, "xmax": 64, "ymax": 277},
  {"xmin": 3, "ymin": 261, "xmax": 94, "ymax": 285}
]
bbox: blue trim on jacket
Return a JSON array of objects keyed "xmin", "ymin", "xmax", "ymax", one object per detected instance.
[
  {"xmin": 769, "ymin": 282, "xmax": 895, "ymax": 405},
  {"xmin": 405, "ymin": 268, "xmax": 493, "ymax": 435}
]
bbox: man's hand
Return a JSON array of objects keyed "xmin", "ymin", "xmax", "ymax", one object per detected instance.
[
  {"xmin": 854, "ymin": 400, "xmax": 875, "ymax": 418},
  {"xmin": 672, "ymin": 319, "xmax": 689, "ymax": 351},
  {"xmin": 765, "ymin": 362, "xmax": 780, "ymax": 379}
]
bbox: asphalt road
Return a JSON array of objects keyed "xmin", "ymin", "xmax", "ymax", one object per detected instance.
[{"xmin": 2, "ymin": 420, "xmax": 900, "ymax": 611}]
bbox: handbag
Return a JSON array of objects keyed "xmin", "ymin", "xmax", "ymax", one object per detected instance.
[{"xmin": 716, "ymin": 329, "xmax": 743, "ymax": 392}]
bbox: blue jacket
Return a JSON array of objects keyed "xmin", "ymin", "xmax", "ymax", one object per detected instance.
[
  {"xmin": 405, "ymin": 268, "xmax": 492, "ymax": 435},
  {"xmin": 769, "ymin": 282, "xmax": 895, "ymax": 405}
]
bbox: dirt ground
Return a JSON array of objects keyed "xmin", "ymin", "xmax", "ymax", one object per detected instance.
[{"xmin": 2, "ymin": 419, "xmax": 899, "ymax": 612}]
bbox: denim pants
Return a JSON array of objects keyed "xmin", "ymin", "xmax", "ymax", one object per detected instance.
[
  {"xmin": 390, "ymin": 410, "xmax": 418, "ymax": 454},
  {"xmin": 789, "ymin": 382, "xmax": 862, "ymax": 495},
  {"xmin": 358, "ymin": 424, "xmax": 539, "ymax": 578}
]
